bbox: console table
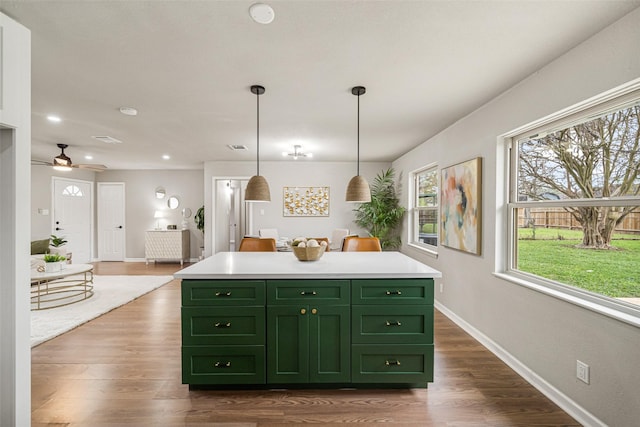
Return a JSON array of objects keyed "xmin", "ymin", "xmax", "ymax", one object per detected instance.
[
  {"xmin": 175, "ymin": 252, "xmax": 442, "ymax": 389},
  {"xmin": 30, "ymin": 263, "xmax": 94, "ymax": 310},
  {"xmin": 145, "ymin": 229, "xmax": 190, "ymax": 266}
]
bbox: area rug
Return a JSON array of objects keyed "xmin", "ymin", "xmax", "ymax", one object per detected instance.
[{"xmin": 31, "ymin": 275, "xmax": 173, "ymax": 347}]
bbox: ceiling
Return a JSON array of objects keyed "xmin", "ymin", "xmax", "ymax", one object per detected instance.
[{"xmin": 3, "ymin": 1, "xmax": 639, "ymax": 170}]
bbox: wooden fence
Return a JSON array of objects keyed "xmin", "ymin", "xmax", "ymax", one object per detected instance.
[{"xmin": 517, "ymin": 208, "xmax": 640, "ymax": 234}]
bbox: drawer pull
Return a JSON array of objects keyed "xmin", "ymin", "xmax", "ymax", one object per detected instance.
[
  {"xmin": 214, "ymin": 322, "xmax": 231, "ymax": 328},
  {"xmin": 385, "ymin": 290, "xmax": 402, "ymax": 295},
  {"xmin": 385, "ymin": 359, "xmax": 401, "ymax": 366},
  {"xmin": 300, "ymin": 291, "xmax": 317, "ymax": 296},
  {"xmin": 385, "ymin": 320, "xmax": 402, "ymax": 326},
  {"xmin": 215, "ymin": 291, "xmax": 232, "ymax": 297},
  {"xmin": 214, "ymin": 361, "xmax": 232, "ymax": 368}
]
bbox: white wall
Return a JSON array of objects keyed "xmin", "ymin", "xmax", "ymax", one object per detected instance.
[
  {"xmin": 393, "ymin": 8, "xmax": 640, "ymax": 426},
  {"xmin": 203, "ymin": 161, "xmax": 390, "ymax": 256},
  {"xmin": 96, "ymin": 169, "xmax": 203, "ymax": 259},
  {"xmin": 0, "ymin": 12, "xmax": 31, "ymax": 427}
]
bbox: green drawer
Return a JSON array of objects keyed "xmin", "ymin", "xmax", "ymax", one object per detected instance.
[
  {"xmin": 182, "ymin": 280, "xmax": 265, "ymax": 306},
  {"xmin": 352, "ymin": 305, "xmax": 433, "ymax": 344},
  {"xmin": 351, "ymin": 344, "xmax": 434, "ymax": 384},
  {"xmin": 182, "ymin": 345, "xmax": 265, "ymax": 385},
  {"xmin": 182, "ymin": 306, "xmax": 265, "ymax": 345},
  {"xmin": 267, "ymin": 280, "xmax": 350, "ymax": 305},
  {"xmin": 352, "ymin": 279, "xmax": 434, "ymax": 305}
]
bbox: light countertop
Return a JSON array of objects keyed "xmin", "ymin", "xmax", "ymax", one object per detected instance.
[{"xmin": 174, "ymin": 251, "xmax": 442, "ymax": 280}]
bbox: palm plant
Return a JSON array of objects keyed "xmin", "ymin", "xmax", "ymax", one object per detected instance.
[{"xmin": 353, "ymin": 168, "xmax": 406, "ymax": 250}]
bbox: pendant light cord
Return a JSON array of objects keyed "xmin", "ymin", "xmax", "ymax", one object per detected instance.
[
  {"xmin": 256, "ymin": 90, "xmax": 260, "ymax": 176},
  {"xmin": 356, "ymin": 92, "xmax": 360, "ymax": 176}
]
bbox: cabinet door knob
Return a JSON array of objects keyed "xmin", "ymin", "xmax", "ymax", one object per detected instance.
[
  {"xmin": 385, "ymin": 320, "xmax": 402, "ymax": 326},
  {"xmin": 311, "ymin": 308, "xmax": 317, "ymax": 315},
  {"xmin": 214, "ymin": 361, "xmax": 231, "ymax": 368},
  {"xmin": 214, "ymin": 322, "xmax": 231, "ymax": 328},
  {"xmin": 300, "ymin": 308, "xmax": 307, "ymax": 315},
  {"xmin": 385, "ymin": 359, "xmax": 401, "ymax": 366},
  {"xmin": 215, "ymin": 291, "xmax": 232, "ymax": 297},
  {"xmin": 385, "ymin": 290, "xmax": 402, "ymax": 295}
]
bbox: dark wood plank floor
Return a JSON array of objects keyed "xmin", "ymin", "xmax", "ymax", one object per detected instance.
[{"xmin": 31, "ymin": 262, "xmax": 580, "ymax": 426}]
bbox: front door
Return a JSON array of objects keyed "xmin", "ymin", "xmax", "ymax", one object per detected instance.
[
  {"xmin": 97, "ymin": 182, "xmax": 125, "ymax": 261},
  {"xmin": 52, "ymin": 177, "xmax": 93, "ymax": 264}
]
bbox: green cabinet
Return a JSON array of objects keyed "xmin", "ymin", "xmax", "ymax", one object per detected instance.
[
  {"xmin": 267, "ymin": 280, "xmax": 350, "ymax": 383},
  {"xmin": 181, "ymin": 277, "xmax": 434, "ymax": 387},
  {"xmin": 181, "ymin": 279, "xmax": 266, "ymax": 385},
  {"xmin": 351, "ymin": 279, "xmax": 434, "ymax": 385}
]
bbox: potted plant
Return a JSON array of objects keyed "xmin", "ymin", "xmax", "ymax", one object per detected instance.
[
  {"xmin": 194, "ymin": 205, "xmax": 205, "ymax": 260},
  {"xmin": 50, "ymin": 234, "xmax": 68, "ymax": 257},
  {"xmin": 43, "ymin": 253, "xmax": 67, "ymax": 273},
  {"xmin": 353, "ymin": 168, "xmax": 406, "ymax": 250}
]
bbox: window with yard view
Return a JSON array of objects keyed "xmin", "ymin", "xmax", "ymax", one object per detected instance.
[
  {"xmin": 411, "ymin": 165, "xmax": 438, "ymax": 251},
  {"xmin": 508, "ymin": 92, "xmax": 640, "ymax": 312}
]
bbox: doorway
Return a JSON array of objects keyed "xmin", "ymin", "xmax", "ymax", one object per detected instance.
[
  {"xmin": 52, "ymin": 177, "xmax": 93, "ymax": 263},
  {"xmin": 214, "ymin": 178, "xmax": 250, "ymax": 253},
  {"xmin": 97, "ymin": 182, "xmax": 125, "ymax": 261}
]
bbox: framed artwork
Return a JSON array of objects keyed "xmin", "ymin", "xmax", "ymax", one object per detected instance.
[
  {"xmin": 283, "ymin": 186, "xmax": 330, "ymax": 217},
  {"xmin": 440, "ymin": 157, "xmax": 482, "ymax": 255}
]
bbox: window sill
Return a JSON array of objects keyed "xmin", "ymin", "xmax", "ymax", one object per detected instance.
[
  {"xmin": 407, "ymin": 243, "xmax": 438, "ymax": 259},
  {"xmin": 493, "ymin": 271, "xmax": 640, "ymax": 329}
]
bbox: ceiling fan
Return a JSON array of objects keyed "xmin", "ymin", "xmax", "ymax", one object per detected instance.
[{"xmin": 31, "ymin": 144, "xmax": 107, "ymax": 172}]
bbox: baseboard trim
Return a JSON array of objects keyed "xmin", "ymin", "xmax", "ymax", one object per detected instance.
[
  {"xmin": 435, "ymin": 301, "xmax": 605, "ymax": 427},
  {"xmin": 122, "ymin": 257, "xmax": 198, "ymax": 264}
]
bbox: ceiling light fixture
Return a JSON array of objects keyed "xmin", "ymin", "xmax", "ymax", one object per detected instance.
[
  {"xmin": 119, "ymin": 106, "xmax": 138, "ymax": 116},
  {"xmin": 52, "ymin": 143, "xmax": 73, "ymax": 171},
  {"xmin": 244, "ymin": 85, "xmax": 271, "ymax": 202},
  {"xmin": 282, "ymin": 145, "xmax": 312, "ymax": 160},
  {"xmin": 47, "ymin": 115, "xmax": 61, "ymax": 123},
  {"xmin": 345, "ymin": 86, "xmax": 371, "ymax": 203},
  {"xmin": 162, "ymin": 154, "xmax": 170, "ymax": 160},
  {"xmin": 249, "ymin": 3, "xmax": 274, "ymax": 24}
]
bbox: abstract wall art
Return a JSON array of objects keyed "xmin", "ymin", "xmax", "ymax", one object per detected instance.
[
  {"xmin": 283, "ymin": 186, "xmax": 330, "ymax": 217},
  {"xmin": 440, "ymin": 157, "xmax": 482, "ymax": 255}
]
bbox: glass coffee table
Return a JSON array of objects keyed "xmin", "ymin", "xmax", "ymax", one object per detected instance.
[{"xmin": 30, "ymin": 263, "xmax": 94, "ymax": 310}]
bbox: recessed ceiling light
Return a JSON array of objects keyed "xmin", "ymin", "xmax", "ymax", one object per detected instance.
[
  {"xmin": 47, "ymin": 115, "xmax": 61, "ymax": 123},
  {"xmin": 84, "ymin": 155, "xmax": 93, "ymax": 160},
  {"xmin": 249, "ymin": 3, "xmax": 274, "ymax": 24},
  {"xmin": 119, "ymin": 106, "xmax": 138, "ymax": 116},
  {"xmin": 162, "ymin": 154, "xmax": 170, "ymax": 160}
]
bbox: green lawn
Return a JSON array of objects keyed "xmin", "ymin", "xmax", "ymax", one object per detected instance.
[{"xmin": 517, "ymin": 228, "xmax": 640, "ymax": 298}]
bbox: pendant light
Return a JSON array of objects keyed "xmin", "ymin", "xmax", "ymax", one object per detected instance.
[
  {"xmin": 345, "ymin": 86, "xmax": 371, "ymax": 202},
  {"xmin": 244, "ymin": 84, "xmax": 271, "ymax": 202}
]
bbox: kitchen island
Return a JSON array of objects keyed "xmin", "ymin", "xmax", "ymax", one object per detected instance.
[{"xmin": 175, "ymin": 251, "xmax": 442, "ymax": 389}]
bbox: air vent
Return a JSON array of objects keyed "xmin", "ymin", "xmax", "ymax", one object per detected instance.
[
  {"xmin": 227, "ymin": 144, "xmax": 248, "ymax": 151},
  {"xmin": 93, "ymin": 136, "xmax": 122, "ymax": 144}
]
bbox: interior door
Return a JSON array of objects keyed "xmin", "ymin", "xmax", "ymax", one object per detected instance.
[
  {"xmin": 97, "ymin": 182, "xmax": 125, "ymax": 261},
  {"xmin": 53, "ymin": 177, "xmax": 93, "ymax": 264}
]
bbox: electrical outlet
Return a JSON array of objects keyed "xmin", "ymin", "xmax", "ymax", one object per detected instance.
[
  {"xmin": 576, "ymin": 360, "xmax": 590, "ymax": 384},
  {"xmin": 439, "ymin": 283, "xmax": 444, "ymax": 293}
]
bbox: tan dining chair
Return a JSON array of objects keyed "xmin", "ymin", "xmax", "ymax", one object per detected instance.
[
  {"xmin": 238, "ymin": 237, "xmax": 277, "ymax": 252},
  {"xmin": 310, "ymin": 237, "xmax": 330, "ymax": 251},
  {"xmin": 341, "ymin": 236, "xmax": 382, "ymax": 252}
]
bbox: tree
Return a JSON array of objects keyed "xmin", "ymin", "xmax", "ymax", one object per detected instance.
[
  {"xmin": 353, "ymin": 168, "xmax": 406, "ymax": 250},
  {"xmin": 518, "ymin": 104, "xmax": 640, "ymax": 249}
]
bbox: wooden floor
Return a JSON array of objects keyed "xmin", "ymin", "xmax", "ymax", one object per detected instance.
[{"xmin": 31, "ymin": 262, "xmax": 580, "ymax": 426}]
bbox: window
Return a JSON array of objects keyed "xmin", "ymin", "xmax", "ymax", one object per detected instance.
[
  {"xmin": 507, "ymin": 91, "xmax": 640, "ymax": 315},
  {"xmin": 410, "ymin": 165, "xmax": 439, "ymax": 251},
  {"xmin": 62, "ymin": 185, "xmax": 83, "ymax": 197}
]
